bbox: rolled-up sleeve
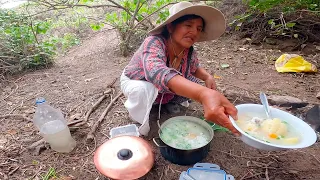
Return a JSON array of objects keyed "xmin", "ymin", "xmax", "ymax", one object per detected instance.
[{"xmin": 142, "ymin": 36, "xmax": 180, "ymax": 93}]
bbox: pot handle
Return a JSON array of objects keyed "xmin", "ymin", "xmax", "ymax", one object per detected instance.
[{"xmin": 153, "ymin": 137, "xmax": 167, "ymax": 148}]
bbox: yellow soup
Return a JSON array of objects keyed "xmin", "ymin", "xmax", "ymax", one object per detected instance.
[{"xmin": 236, "ymin": 115, "xmax": 301, "ymax": 145}]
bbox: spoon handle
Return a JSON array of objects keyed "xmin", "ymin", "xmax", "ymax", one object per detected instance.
[{"xmin": 260, "ymin": 92, "xmax": 271, "ymax": 119}]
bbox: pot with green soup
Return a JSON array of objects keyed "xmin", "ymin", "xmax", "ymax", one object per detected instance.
[{"xmin": 153, "ymin": 116, "xmax": 214, "ymax": 165}]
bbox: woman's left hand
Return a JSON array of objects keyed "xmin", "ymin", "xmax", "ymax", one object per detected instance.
[{"xmin": 204, "ymin": 76, "xmax": 217, "ymax": 90}]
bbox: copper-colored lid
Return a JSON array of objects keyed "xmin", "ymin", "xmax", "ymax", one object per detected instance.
[{"xmin": 94, "ymin": 136, "xmax": 154, "ymax": 180}]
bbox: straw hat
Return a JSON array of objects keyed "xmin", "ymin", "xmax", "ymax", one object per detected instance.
[{"xmin": 148, "ymin": 1, "xmax": 226, "ymax": 42}]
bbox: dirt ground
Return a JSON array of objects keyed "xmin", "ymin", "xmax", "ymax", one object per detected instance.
[{"xmin": 1, "ymin": 25, "xmax": 320, "ymax": 180}]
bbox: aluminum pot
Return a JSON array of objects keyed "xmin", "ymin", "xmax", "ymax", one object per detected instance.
[{"xmin": 153, "ymin": 116, "xmax": 214, "ymax": 165}]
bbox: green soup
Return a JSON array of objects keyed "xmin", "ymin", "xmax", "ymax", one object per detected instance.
[{"xmin": 160, "ymin": 119, "xmax": 211, "ymax": 150}]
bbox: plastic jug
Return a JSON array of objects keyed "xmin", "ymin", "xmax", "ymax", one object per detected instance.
[{"xmin": 33, "ymin": 97, "xmax": 76, "ymax": 153}]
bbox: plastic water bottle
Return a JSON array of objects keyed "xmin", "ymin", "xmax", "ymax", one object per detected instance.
[{"xmin": 33, "ymin": 97, "xmax": 76, "ymax": 153}]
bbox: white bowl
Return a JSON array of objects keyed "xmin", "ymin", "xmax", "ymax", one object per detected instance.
[{"xmin": 230, "ymin": 104, "xmax": 317, "ymax": 151}]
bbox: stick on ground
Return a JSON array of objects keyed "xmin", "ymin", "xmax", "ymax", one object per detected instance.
[
  {"xmin": 80, "ymin": 77, "xmax": 118, "ymax": 125},
  {"xmin": 84, "ymin": 94, "xmax": 106, "ymax": 123},
  {"xmin": 0, "ymin": 114, "xmax": 32, "ymax": 122},
  {"xmin": 86, "ymin": 92, "xmax": 123, "ymax": 142},
  {"xmin": 27, "ymin": 139, "xmax": 45, "ymax": 150}
]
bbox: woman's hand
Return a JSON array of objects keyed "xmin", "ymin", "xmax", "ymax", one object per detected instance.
[
  {"xmin": 204, "ymin": 76, "xmax": 217, "ymax": 90},
  {"xmin": 167, "ymin": 75, "xmax": 239, "ymax": 136},
  {"xmin": 199, "ymin": 89, "xmax": 240, "ymax": 136},
  {"xmin": 194, "ymin": 68, "xmax": 216, "ymax": 90}
]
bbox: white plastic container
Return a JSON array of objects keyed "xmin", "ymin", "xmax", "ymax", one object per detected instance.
[
  {"xmin": 110, "ymin": 124, "xmax": 139, "ymax": 138},
  {"xmin": 33, "ymin": 97, "xmax": 76, "ymax": 153},
  {"xmin": 179, "ymin": 163, "xmax": 235, "ymax": 180}
]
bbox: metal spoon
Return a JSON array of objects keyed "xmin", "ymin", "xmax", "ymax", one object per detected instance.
[{"xmin": 260, "ymin": 92, "xmax": 272, "ymax": 119}]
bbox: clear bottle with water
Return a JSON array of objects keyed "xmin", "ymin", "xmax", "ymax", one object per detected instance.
[{"xmin": 33, "ymin": 97, "xmax": 76, "ymax": 153}]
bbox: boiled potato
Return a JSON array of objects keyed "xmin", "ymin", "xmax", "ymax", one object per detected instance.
[
  {"xmin": 283, "ymin": 137, "xmax": 299, "ymax": 145},
  {"xmin": 245, "ymin": 122, "xmax": 258, "ymax": 132},
  {"xmin": 261, "ymin": 118, "xmax": 287, "ymax": 136}
]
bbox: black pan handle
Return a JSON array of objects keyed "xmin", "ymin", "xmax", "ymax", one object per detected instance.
[{"xmin": 153, "ymin": 137, "xmax": 167, "ymax": 148}]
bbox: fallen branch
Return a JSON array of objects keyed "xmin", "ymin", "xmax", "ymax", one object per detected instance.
[
  {"xmin": 106, "ymin": 77, "xmax": 118, "ymax": 88},
  {"xmin": 30, "ymin": 166, "xmax": 42, "ymax": 180},
  {"xmin": 240, "ymin": 171, "xmax": 252, "ymax": 180},
  {"xmin": 67, "ymin": 119, "xmax": 83, "ymax": 126},
  {"xmin": 295, "ymin": 149, "xmax": 320, "ymax": 164},
  {"xmin": 0, "ymin": 114, "xmax": 32, "ymax": 122},
  {"xmin": 242, "ymin": 172, "xmax": 264, "ymax": 180},
  {"xmin": 27, "ymin": 139, "xmax": 45, "ymax": 150},
  {"xmin": 83, "ymin": 137, "xmax": 97, "ymax": 158},
  {"xmin": 78, "ymin": 77, "xmax": 118, "ymax": 126},
  {"xmin": 265, "ymin": 168, "xmax": 270, "ymax": 180},
  {"xmin": 84, "ymin": 94, "xmax": 107, "ymax": 123},
  {"xmin": 8, "ymin": 166, "xmax": 19, "ymax": 176},
  {"xmin": 86, "ymin": 92, "xmax": 123, "ymax": 142}
]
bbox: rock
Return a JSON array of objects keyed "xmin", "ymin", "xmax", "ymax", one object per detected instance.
[
  {"xmin": 241, "ymin": 38, "xmax": 252, "ymax": 45},
  {"xmin": 317, "ymin": 92, "xmax": 320, "ymax": 100},
  {"xmin": 301, "ymin": 43, "xmax": 320, "ymax": 55},
  {"xmin": 33, "ymin": 144, "xmax": 47, "ymax": 156},
  {"xmin": 265, "ymin": 38, "xmax": 277, "ymax": 45},
  {"xmin": 305, "ymin": 105, "xmax": 320, "ymax": 132},
  {"xmin": 0, "ymin": 137, "xmax": 7, "ymax": 149},
  {"xmin": 267, "ymin": 95, "xmax": 308, "ymax": 108},
  {"xmin": 25, "ymin": 109, "xmax": 35, "ymax": 115}
]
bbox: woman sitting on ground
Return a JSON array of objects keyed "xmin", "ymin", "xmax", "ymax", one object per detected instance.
[{"xmin": 120, "ymin": 1, "xmax": 239, "ymax": 136}]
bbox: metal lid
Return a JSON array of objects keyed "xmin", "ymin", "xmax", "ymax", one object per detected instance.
[{"xmin": 94, "ymin": 136, "xmax": 154, "ymax": 179}]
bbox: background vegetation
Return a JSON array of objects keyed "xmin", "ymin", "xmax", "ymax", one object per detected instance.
[{"xmin": 1, "ymin": 0, "xmax": 319, "ymax": 77}]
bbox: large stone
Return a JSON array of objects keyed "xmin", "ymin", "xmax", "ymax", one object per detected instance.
[
  {"xmin": 305, "ymin": 105, "xmax": 320, "ymax": 132},
  {"xmin": 267, "ymin": 95, "xmax": 308, "ymax": 108},
  {"xmin": 317, "ymin": 92, "xmax": 320, "ymax": 100}
]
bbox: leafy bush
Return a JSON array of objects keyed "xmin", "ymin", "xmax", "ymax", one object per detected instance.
[
  {"xmin": 231, "ymin": 0, "xmax": 320, "ymax": 44},
  {"xmin": 103, "ymin": 0, "xmax": 182, "ymax": 56},
  {"xmin": 0, "ymin": 9, "xmax": 55, "ymax": 75},
  {"xmin": 0, "ymin": 3, "xmax": 88, "ymax": 76},
  {"xmin": 245, "ymin": 0, "xmax": 320, "ymax": 13}
]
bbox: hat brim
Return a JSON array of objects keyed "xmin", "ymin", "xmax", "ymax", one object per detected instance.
[{"xmin": 148, "ymin": 5, "xmax": 226, "ymax": 42}]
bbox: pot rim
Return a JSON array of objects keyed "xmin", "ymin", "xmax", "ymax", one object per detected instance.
[{"xmin": 157, "ymin": 116, "xmax": 214, "ymax": 150}]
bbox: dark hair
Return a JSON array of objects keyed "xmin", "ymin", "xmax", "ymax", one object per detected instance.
[{"xmin": 161, "ymin": 14, "xmax": 206, "ymax": 39}]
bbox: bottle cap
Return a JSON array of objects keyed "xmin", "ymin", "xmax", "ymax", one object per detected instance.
[{"xmin": 36, "ymin": 97, "xmax": 46, "ymax": 104}]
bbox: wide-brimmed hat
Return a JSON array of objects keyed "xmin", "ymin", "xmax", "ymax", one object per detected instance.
[{"xmin": 148, "ymin": 1, "xmax": 226, "ymax": 42}]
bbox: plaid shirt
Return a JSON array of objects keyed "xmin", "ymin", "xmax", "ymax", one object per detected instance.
[{"xmin": 124, "ymin": 35, "xmax": 200, "ymax": 104}]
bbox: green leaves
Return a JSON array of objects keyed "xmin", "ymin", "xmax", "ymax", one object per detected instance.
[
  {"xmin": 35, "ymin": 21, "xmax": 51, "ymax": 34},
  {"xmin": 90, "ymin": 23, "xmax": 104, "ymax": 31},
  {"xmin": 220, "ymin": 63, "xmax": 230, "ymax": 69},
  {"xmin": 80, "ymin": 0, "xmax": 94, "ymax": 3},
  {"xmin": 200, "ymin": 117, "xmax": 230, "ymax": 132},
  {"xmin": 157, "ymin": 9, "xmax": 169, "ymax": 24},
  {"xmin": 41, "ymin": 167, "xmax": 57, "ymax": 180},
  {"xmin": 245, "ymin": 0, "xmax": 320, "ymax": 13},
  {"xmin": 286, "ymin": 22, "xmax": 296, "ymax": 28}
]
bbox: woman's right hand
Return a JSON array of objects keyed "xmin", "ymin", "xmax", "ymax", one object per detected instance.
[
  {"xmin": 167, "ymin": 75, "xmax": 240, "ymax": 135},
  {"xmin": 199, "ymin": 89, "xmax": 240, "ymax": 136}
]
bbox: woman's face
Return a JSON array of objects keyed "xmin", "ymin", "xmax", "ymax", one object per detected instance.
[{"xmin": 168, "ymin": 18, "xmax": 204, "ymax": 49}]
